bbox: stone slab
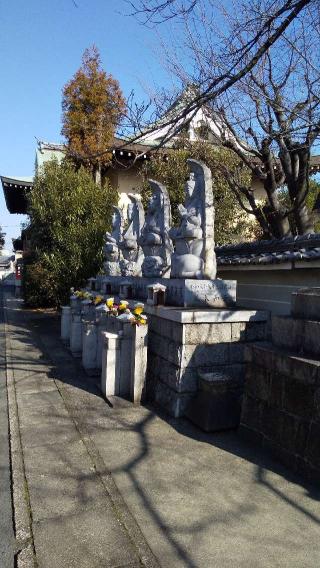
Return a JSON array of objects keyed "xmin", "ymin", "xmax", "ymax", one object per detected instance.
[
  {"xmin": 145, "ymin": 305, "xmax": 269, "ymax": 324},
  {"xmin": 100, "ymin": 275, "xmax": 237, "ymax": 308}
]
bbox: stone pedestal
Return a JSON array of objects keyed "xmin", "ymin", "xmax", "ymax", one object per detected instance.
[
  {"xmin": 90, "ymin": 276, "xmax": 236, "ymax": 308},
  {"xmin": 101, "ymin": 332, "xmax": 121, "ymax": 398},
  {"xmin": 100, "ymin": 320, "xmax": 148, "ymax": 404},
  {"xmin": 60, "ymin": 306, "xmax": 71, "ymax": 344},
  {"xmin": 70, "ymin": 313, "xmax": 82, "ymax": 357},
  {"xmin": 145, "ymin": 305, "xmax": 268, "ymax": 418},
  {"xmin": 82, "ymin": 321, "xmax": 98, "ymax": 375}
]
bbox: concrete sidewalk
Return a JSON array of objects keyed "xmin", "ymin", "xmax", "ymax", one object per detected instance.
[{"xmin": 4, "ymin": 290, "xmax": 320, "ymax": 567}]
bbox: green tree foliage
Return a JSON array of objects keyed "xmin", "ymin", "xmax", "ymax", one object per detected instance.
[
  {"xmin": 139, "ymin": 141, "xmax": 261, "ymax": 244},
  {"xmin": 61, "ymin": 46, "xmax": 126, "ymax": 186},
  {"xmin": 0, "ymin": 226, "xmax": 5, "ymax": 252},
  {"xmin": 23, "ymin": 158, "xmax": 118, "ymax": 307}
]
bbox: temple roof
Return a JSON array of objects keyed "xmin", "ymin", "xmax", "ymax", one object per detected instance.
[{"xmin": 1, "ymin": 176, "xmax": 33, "ymax": 214}]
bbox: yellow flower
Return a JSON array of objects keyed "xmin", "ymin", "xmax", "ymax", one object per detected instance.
[
  {"xmin": 139, "ymin": 315, "xmax": 147, "ymax": 325},
  {"xmin": 119, "ymin": 300, "xmax": 129, "ymax": 310},
  {"xmin": 133, "ymin": 303, "xmax": 144, "ymax": 316},
  {"xmin": 106, "ymin": 298, "xmax": 114, "ymax": 308},
  {"xmin": 94, "ymin": 295, "xmax": 103, "ymax": 305}
]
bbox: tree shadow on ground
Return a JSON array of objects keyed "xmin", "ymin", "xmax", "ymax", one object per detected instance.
[{"xmin": 6, "ymin": 296, "xmax": 320, "ymax": 568}]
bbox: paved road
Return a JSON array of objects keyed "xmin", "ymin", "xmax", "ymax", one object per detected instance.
[{"xmin": 0, "ymin": 285, "xmax": 15, "ymax": 567}]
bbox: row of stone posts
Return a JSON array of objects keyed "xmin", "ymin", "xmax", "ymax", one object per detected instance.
[{"xmin": 61, "ymin": 295, "xmax": 148, "ymax": 404}]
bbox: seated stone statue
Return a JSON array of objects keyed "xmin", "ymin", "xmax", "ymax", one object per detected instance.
[
  {"xmin": 139, "ymin": 180, "xmax": 173, "ymax": 278},
  {"xmin": 103, "ymin": 207, "xmax": 123, "ymax": 276},
  {"xmin": 170, "ymin": 159, "xmax": 216, "ymax": 279},
  {"xmin": 119, "ymin": 194, "xmax": 145, "ymax": 277}
]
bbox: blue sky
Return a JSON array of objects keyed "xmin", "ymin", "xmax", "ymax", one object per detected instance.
[{"xmin": 0, "ymin": 0, "xmax": 175, "ymax": 250}]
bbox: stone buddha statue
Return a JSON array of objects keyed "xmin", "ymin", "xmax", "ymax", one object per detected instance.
[
  {"xmin": 103, "ymin": 206, "xmax": 123, "ymax": 276},
  {"xmin": 119, "ymin": 194, "xmax": 145, "ymax": 276},
  {"xmin": 170, "ymin": 159, "xmax": 216, "ymax": 279},
  {"xmin": 138, "ymin": 180, "xmax": 173, "ymax": 278}
]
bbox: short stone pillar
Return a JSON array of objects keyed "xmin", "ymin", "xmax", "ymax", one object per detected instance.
[
  {"xmin": 100, "ymin": 320, "xmax": 148, "ymax": 403},
  {"xmin": 69, "ymin": 313, "xmax": 82, "ymax": 357},
  {"xmin": 61, "ymin": 306, "xmax": 71, "ymax": 344},
  {"xmin": 101, "ymin": 332, "xmax": 121, "ymax": 398},
  {"xmin": 82, "ymin": 321, "xmax": 98, "ymax": 374}
]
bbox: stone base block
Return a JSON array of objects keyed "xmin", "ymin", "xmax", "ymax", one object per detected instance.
[{"xmin": 154, "ymin": 382, "xmax": 194, "ymax": 418}]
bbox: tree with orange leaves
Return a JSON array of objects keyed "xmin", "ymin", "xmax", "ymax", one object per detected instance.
[{"xmin": 62, "ymin": 46, "xmax": 126, "ymax": 186}]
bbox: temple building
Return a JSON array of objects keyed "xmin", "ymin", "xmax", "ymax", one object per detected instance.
[{"xmin": 3, "ymin": 87, "xmax": 320, "ymax": 217}]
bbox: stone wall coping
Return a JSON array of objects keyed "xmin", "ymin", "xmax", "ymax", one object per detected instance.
[{"xmin": 145, "ymin": 305, "xmax": 269, "ymax": 323}]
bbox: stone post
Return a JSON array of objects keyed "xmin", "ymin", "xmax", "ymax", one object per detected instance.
[
  {"xmin": 82, "ymin": 321, "xmax": 98, "ymax": 375},
  {"xmin": 61, "ymin": 306, "xmax": 71, "ymax": 344},
  {"xmin": 70, "ymin": 313, "xmax": 82, "ymax": 357},
  {"xmin": 129, "ymin": 324, "xmax": 148, "ymax": 403},
  {"xmin": 101, "ymin": 332, "xmax": 121, "ymax": 398}
]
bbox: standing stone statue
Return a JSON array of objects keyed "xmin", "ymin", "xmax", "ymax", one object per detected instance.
[
  {"xmin": 119, "ymin": 194, "xmax": 145, "ymax": 276},
  {"xmin": 169, "ymin": 159, "xmax": 216, "ymax": 279},
  {"xmin": 103, "ymin": 206, "xmax": 123, "ymax": 276},
  {"xmin": 139, "ymin": 180, "xmax": 173, "ymax": 278}
]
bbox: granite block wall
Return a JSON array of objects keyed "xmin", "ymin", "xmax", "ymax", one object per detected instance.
[
  {"xmin": 241, "ymin": 343, "xmax": 320, "ymax": 483},
  {"xmin": 146, "ymin": 312, "xmax": 268, "ymax": 417}
]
